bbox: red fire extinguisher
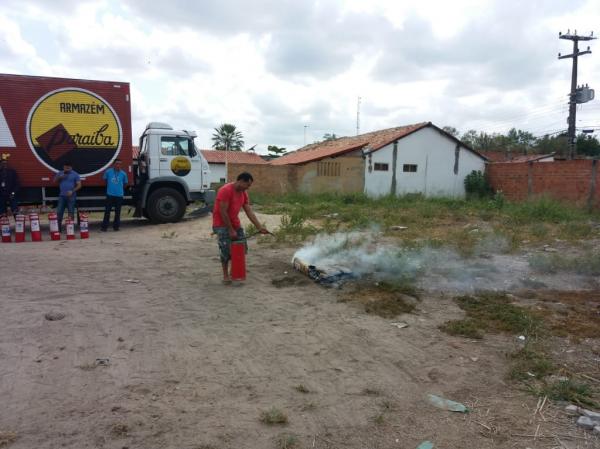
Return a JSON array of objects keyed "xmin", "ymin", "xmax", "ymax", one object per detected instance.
[
  {"xmin": 29, "ymin": 212, "xmax": 42, "ymax": 242},
  {"xmin": 66, "ymin": 218, "xmax": 75, "ymax": 240},
  {"xmin": 48, "ymin": 212, "xmax": 60, "ymax": 241},
  {"xmin": 15, "ymin": 214, "xmax": 25, "ymax": 242},
  {"xmin": 79, "ymin": 212, "xmax": 89, "ymax": 239},
  {"xmin": 230, "ymin": 239, "xmax": 247, "ymax": 281},
  {"xmin": 1, "ymin": 215, "xmax": 11, "ymax": 243}
]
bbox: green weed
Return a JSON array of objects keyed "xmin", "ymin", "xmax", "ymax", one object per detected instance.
[
  {"xmin": 534, "ymin": 380, "xmax": 597, "ymax": 408},
  {"xmin": 439, "ymin": 292, "xmax": 543, "ymax": 339},
  {"xmin": 260, "ymin": 407, "xmax": 288, "ymax": 425},
  {"xmin": 508, "ymin": 346, "xmax": 555, "ymax": 381}
]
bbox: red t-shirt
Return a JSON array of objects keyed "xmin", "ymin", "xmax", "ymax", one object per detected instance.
[{"xmin": 212, "ymin": 183, "xmax": 249, "ymax": 229}]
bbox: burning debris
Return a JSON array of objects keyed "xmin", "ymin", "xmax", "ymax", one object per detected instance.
[
  {"xmin": 292, "ymin": 256, "xmax": 355, "ymax": 287},
  {"xmin": 291, "ymin": 231, "xmax": 421, "ymax": 288}
]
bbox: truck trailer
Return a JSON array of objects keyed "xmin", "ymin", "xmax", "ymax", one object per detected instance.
[{"xmin": 0, "ymin": 74, "xmax": 214, "ymax": 223}]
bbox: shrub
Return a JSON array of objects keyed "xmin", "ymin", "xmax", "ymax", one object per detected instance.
[{"xmin": 464, "ymin": 170, "xmax": 492, "ymax": 198}]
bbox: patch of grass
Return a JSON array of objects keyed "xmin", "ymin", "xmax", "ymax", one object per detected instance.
[
  {"xmin": 439, "ymin": 319, "xmax": 483, "ymax": 339},
  {"xmin": 343, "ymin": 281, "xmax": 418, "ymax": 319},
  {"xmin": 294, "ymin": 384, "xmax": 309, "ymax": 394},
  {"xmin": 535, "ymin": 380, "xmax": 597, "ymax": 408},
  {"xmin": 260, "ymin": 407, "xmax": 288, "ymax": 425},
  {"xmin": 252, "ymin": 192, "xmax": 600, "ymax": 250},
  {"xmin": 273, "ymin": 210, "xmax": 317, "ymax": 243},
  {"xmin": 508, "ymin": 346, "xmax": 555, "ymax": 381},
  {"xmin": 276, "ymin": 434, "xmax": 299, "ymax": 449},
  {"xmin": 529, "ymin": 252, "xmax": 600, "ymax": 276},
  {"xmin": 110, "ymin": 423, "xmax": 129, "ymax": 438},
  {"xmin": 375, "ymin": 280, "xmax": 420, "ymax": 299},
  {"xmin": 0, "ymin": 431, "xmax": 17, "ymax": 447},
  {"xmin": 372, "ymin": 413, "xmax": 385, "ymax": 425},
  {"xmin": 440, "ymin": 292, "xmax": 543, "ymax": 339}
]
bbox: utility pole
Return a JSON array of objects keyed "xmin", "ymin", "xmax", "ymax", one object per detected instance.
[
  {"xmin": 356, "ymin": 96, "xmax": 361, "ymax": 136},
  {"xmin": 558, "ymin": 30, "xmax": 596, "ymax": 159}
]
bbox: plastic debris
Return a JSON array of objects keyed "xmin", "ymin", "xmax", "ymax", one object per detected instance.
[
  {"xmin": 416, "ymin": 442, "xmax": 433, "ymax": 449},
  {"xmin": 390, "ymin": 322, "xmax": 409, "ymax": 329},
  {"xmin": 95, "ymin": 358, "xmax": 110, "ymax": 366},
  {"xmin": 427, "ymin": 394, "xmax": 468, "ymax": 413}
]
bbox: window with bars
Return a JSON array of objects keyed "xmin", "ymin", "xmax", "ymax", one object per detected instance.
[
  {"xmin": 403, "ymin": 164, "xmax": 417, "ymax": 173},
  {"xmin": 373, "ymin": 163, "xmax": 389, "ymax": 171},
  {"xmin": 317, "ymin": 161, "xmax": 341, "ymax": 177}
]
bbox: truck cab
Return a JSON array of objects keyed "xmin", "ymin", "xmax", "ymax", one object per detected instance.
[{"xmin": 135, "ymin": 122, "xmax": 214, "ymax": 223}]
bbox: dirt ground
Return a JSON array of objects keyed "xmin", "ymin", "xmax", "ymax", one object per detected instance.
[{"xmin": 1, "ymin": 212, "xmax": 599, "ymax": 449}]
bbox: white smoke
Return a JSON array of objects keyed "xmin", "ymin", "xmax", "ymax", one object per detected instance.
[{"xmin": 292, "ymin": 231, "xmax": 531, "ymax": 293}]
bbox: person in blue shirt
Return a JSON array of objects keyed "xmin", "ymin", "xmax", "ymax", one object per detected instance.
[
  {"xmin": 53, "ymin": 161, "xmax": 81, "ymax": 232},
  {"xmin": 101, "ymin": 158, "xmax": 128, "ymax": 231}
]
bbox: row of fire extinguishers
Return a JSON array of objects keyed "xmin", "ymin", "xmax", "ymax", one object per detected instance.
[{"xmin": 1, "ymin": 211, "xmax": 89, "ymax": 243}]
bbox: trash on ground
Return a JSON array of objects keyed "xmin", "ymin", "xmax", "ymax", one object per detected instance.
[
  {"xmin": 125, "ymin": 279, "xmax": 140, "ymax": 283},
  {"xmin": 416, "ymin": 441, "xmax": 433, "ymax": 449},
  {"xmin": 95, "ymin": 358, "xmax": 110, "ymax": 366},
  {"xmin": 566, "ymin": 404, "xmax": 600, "ymax": 430},
  {"xmin": 390, "ymin": 226, "xmax": 408, "ymax": 231},
  {"xmin": 390, "ymin": 322, "xmax": 409, "ymax": 329},
  {"xmin": 427, "ymin": 394, "xmax": 468, "ymax": 413}
]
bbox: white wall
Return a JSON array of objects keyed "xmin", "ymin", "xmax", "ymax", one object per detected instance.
[
  {"xmin": 364, "ymin": 126, "xmax": 486, "ymax": 198},
  {"xmin": 207, "ymin": 163, "xmax": 227, "ymax": 184}
]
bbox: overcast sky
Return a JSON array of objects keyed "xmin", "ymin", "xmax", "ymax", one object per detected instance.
[{"xmin": 1, "ymin": 0, "xmax": 599, "ymax": 152}]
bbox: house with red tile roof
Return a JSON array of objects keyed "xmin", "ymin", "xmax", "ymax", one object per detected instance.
[
  {"xmin": 200, "ymin": 149, "xmax": 267, "ymax": 185},
  {"xmin": 271, "ymin": 122, "xmax": 487, "ymax": 197}
]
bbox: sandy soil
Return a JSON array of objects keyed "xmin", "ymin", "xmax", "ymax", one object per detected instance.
[{"xmin": 0, "ymin": 212, "xmax": 599, "ymax": 449}]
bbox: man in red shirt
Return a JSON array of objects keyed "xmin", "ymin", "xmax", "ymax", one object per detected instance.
[{"xmin": 212, "ymin": 172, "xmax": 269, "ymax": 284}]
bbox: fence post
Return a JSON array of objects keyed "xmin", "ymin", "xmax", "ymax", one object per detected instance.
[
  {"xmin": 588, "ymin": 159, "xmax": 598, "ymax": 210},
  {"xmin": 527, "ymin": 161, "xmax": 533, "ymax": 199}
]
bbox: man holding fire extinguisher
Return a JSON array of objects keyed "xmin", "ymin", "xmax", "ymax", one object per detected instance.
[{"xmin": 212, "ymin": 172, "xmax": 269, "ymax": 284}]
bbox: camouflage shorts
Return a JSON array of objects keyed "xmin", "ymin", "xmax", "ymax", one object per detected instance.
[{"xmin": 213, "ymin": 227, "xmax": 247, "ymax": 264}]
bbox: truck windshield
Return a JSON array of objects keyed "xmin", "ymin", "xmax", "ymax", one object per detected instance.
[{"xmin": 161, "ymin": 137, "xmax": 196, "ymax": 157}]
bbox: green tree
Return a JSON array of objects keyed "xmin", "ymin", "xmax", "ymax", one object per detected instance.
[
  {"xmin": 576, "ymin": 133, "xmax": 600, "ymax": 157},
  {"xmin": 442, "ymin": 126, "xmax": 459, "ymax": 137},
  {"xmin": 211, "ymin": 123, "xmax": 244, "ymax": 151},
  {"xmin": 322, "ymin": 133, "xmax": 338, "ymax": 141},
  {"xmin": 267, "ymin": 145, "xmax": 287, "ymax": 158}
]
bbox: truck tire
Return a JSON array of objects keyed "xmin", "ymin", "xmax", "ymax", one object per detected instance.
[{"xmin": 146, "ymin": 187, "xmax": 186, "ymax": 223}]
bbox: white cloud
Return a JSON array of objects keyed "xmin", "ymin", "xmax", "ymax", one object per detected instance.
[{"xmin": 0, "ymin": 0, "xmax": 599, "ymax": 152}]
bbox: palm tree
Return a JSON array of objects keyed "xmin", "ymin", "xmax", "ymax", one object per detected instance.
[{"xmin": 211, "ymin": 124, "xmax": 244, "ymax": 151}]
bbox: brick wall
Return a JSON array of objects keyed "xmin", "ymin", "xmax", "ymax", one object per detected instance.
[
  {"xmin": 486, "ymin": 160, "xmax": 599, "ymax": 208},
  {"xmin": 226, "ymin": 163, "xmax": 298, "ymax": 194},
  {"xmin": 227, "ymin": 155, "xmax": 366, "ymax": 195}
]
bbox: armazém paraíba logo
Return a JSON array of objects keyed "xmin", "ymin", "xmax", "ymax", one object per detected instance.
[{"xmin": 27, "ymin": 88, "xmax": 122, "ymax": 176}]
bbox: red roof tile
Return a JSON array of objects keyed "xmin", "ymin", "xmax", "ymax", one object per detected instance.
[
  {"xmin": 270, "ymin": 122, "xmax": 431, "ymax": 165},
  {"xmin": 480, "ymin": 151, "xmax": 555, "ymax": 163},
  {"xmin": 200, "ymin": 150, "xmax": 268, "ymax": 164}
]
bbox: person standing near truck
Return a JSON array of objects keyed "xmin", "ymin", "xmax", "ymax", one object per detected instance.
[
  {"xmin": 53, "ymin": 161, "xmax": 81, "ymax": 232},
  {"xmin": 212, "ymin": 172, "xmax": 269, "ymax": 284},
  {"xmin": 0, "ymin": 154, "xmax": 20, "ymax": 217},
  {"xmin": 101, "ymin": 158, "xmax": 128, "ymax": 232}
]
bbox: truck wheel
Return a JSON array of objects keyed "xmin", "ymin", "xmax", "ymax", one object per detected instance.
[{"xmin": 147, "ymin": 187, "xmax": 186, "ymax": 223}]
